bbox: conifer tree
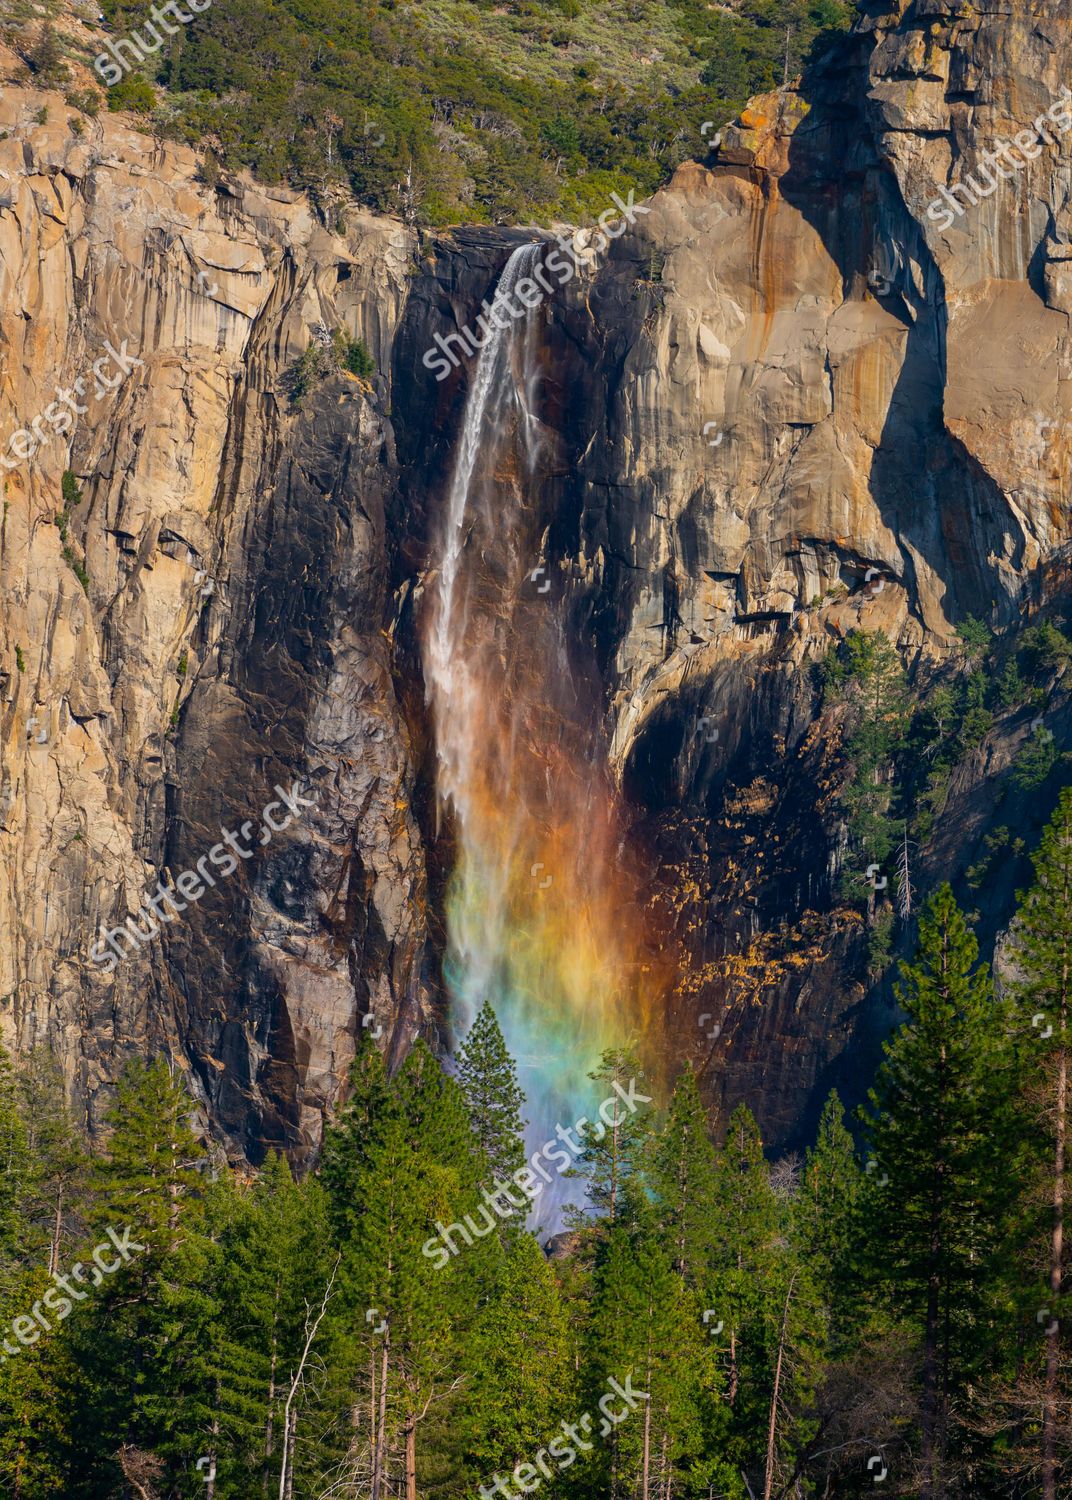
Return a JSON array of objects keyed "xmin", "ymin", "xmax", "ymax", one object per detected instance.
[
  {"xmin": 0, "ymin": 1044, "xmax": 29, "ymax": 1258},
  {"xmin": 794, "ymin": 1090, "xmax": 863, "ymax": 1325},
  {"xmin": 322, "ymin": 1039, "xmax": 484, "ymax": 1500},
  {"xmin": 62, "ymin": 1057, "xmax": 209, "ymax": 1494},
  {"xmin": 17, "ymin": 1048, "xmax": 86, "ymax": 1274},
  {"xmin": 456, "ymin": 1002, "xmax": 526, "ymax": 1189},
  {"xmin": 568, "ymin": 1046, "xmax": 652, "ymax": 1228},
  {"xmin": 864, "ymin": 884, "xmax": 1013, "ymax": 1499},
  {"xmin": 587, "ymin": 1209, "xmax": 697, "ymax": 1500},
  {"xmin": 1006, "ymin": 787, "xmax": 1072, "ymax": 1500},
  {"xmin": 201, "ymin": 1156, "xmax": 333, "ymax": 1497},
  {"xmin": 710, "ymin": 1104, "xmax": 780, "ymax": 1435},
  {"xmin": 460, "ymin": 1231, "xmax": 574, "ymax": 1486},
  {"xmin": 648, "ymin": 1064, "xmax": 718, "ymax": 1284}
]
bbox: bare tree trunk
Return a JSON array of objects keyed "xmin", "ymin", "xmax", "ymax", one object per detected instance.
[
  {"xmin": 372, "ymin": 1331, "xmax": 390, "ymax": 1500},
  {"xmin": 763, "ymin": 1272, "xmax": 796, "ymax": 1500},
  {"xmin": 49, "ymin": 1183, "xmax": 63, "ymax": 1276},
  {"xmin": 205, "ymin": 1403, "xmax": 219, "ymax": 1500},
  {"xmin": 278, "ymin": 1257, "xmax": 339, "ymax": 1500},
  {"xmin": 283, "ymin": 1408, "xmax": 296, "ymax": 1500},
  {"xmin": 405, "ymin": 1413, "xmax": 417, "ymax": 1500},
  {"xmin": 641, "ymin": 1385, "xmax": 652, "ymax": 1500},
  {"xmin": 369, "ymin": 1349, "xmax": 377, "ymax": 1456},
  {"xmin": 658, "ymin": 1419, "xmax": 670, "ymax": 1500}
]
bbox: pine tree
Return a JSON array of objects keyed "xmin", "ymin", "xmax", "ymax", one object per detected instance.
[
  {"xmin": 794, "ymin": 1090, "xmax": 863, "ymax": 1325},
  {"xmin": 456, "ymin": 1002, "xmax": 526, "ymax": 1189},
  {"xmin": 459, "ymin": 1231, "xmax": 574, "ymax": 1486},
  {"xmin": 322, "ymin": 1039, "xmax": 485, "ymax": 1500},
  {"xmin": 586, "ymin": 1206, "xmax": 723, "ymax": 1500},
  {"xmin": 0, "ymin": 1044, "xmax": 29, "ymax": 1257},
  {"xmin": 568, "ymin": 1047, "xmax": 652, "ymax": 1229},
  {"xmin": 61, "ymin": 1057, "xmax": 209, "ymax": 1495},
  {"xmin": 863, "ymin": 884, "xmax": 1013, "ymax": 1499},
  {"xmin": 648, "ymin": 1065, "xmax": 718, "ymax": 1284},
  {"xmin": 1006, "ymin": 787, "xmax": 1072, "ymax": 1500},
  {"xmin": 17, "ymin": 1048, "xmax": 86, "ymax": 1274},
  {"xmin": 832, "ymin": 629, "xmax": 910, "ymax": 906},
  {"xmin": 200, "ymin": 1157, "xmax": 333, "ymax": 1497},
  {"xmin": 710, "ymin": 1104, "xmax": 780, "ymax": 1434}
]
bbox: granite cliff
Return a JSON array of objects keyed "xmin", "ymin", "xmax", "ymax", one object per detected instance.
[{"xmin": 1, "ymin": 0, "xmax": 1070, "ymax": 1161}]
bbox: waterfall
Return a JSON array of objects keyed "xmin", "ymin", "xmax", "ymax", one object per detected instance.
[{"xmin": 422, "ymin": 243, "xmax": 651, "ymax": 1224}]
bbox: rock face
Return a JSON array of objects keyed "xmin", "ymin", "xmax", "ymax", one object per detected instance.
[
  {"xmin": 2, "ymin": 0, "xmax": 1071, "ymax": 1161},
  {"xmin": 0, "ymin": 80, "xmax": 427, "ymax": 1155}
]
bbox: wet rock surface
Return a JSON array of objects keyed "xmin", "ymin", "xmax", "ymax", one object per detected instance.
[{"xmin": 2, "ymin": 0, "xmax": 1071, "ymax": 1159}]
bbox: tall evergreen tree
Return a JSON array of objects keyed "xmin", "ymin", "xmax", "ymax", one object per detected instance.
[
  {"xmin": 62, "ymin": 1057, "xmax": 209, "ymax": 1496},
  {"xmin": 864, "ymin": 884, "xmax": 1013, "ymax": 1499},
  {"xmin": 1006, "ymin": 787, "xmax": 1072, "ymax": 1500},
  {"xmin": 710, "ymin": 1103, "xmax": 780, "ymax": 1438},
  {"xmin": 794, "ymin": 1090, "xmax": 863, "ymax": 1325},
  {"xmin": 17, "ymin": 1048, "xmax": 86, "ymax": 1274},
  {"xmin": 0, "ymin": 1044, "xmax": 29, "ymax": 1257},
  {"xmin": 456, "ymin": 1002, "xmax": 526, "ymax": 1189},
  {"xmin": 648, "ymin": 1065, "xmax": 718, "ymax": 1284},
  {"xmin": 568, "ymin": 1047, "xmax": 652, "ymax": 1229},
  {"xmin": 322, "ymin": 1039, "xmax": 485, "ymax": 1500},
  {"xmin": 459, "ymin": 1231, "xmax": 574, "ymax": 1487}
]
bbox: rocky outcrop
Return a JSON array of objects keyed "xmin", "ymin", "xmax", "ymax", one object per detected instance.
[
  {"xmin": 2, "ymin": 0, "xmax": 1071, "ymax": 1161},
  {"xmin": 397, "ymin": 0, "xmax": 1072, "ymax": 1144},
  {"xmin": 0, "ymin": 77, "xmax": 426, "ymax": 1156}
]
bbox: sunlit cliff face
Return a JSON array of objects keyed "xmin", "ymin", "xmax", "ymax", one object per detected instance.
[{"xmin": 421, "ymin": 246, "xmax": 661, "ymax": 1188}]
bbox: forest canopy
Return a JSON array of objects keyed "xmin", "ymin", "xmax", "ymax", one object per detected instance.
[{"xmin": 91, "ymin": 0, "xmax": 853, "ymax": 223}]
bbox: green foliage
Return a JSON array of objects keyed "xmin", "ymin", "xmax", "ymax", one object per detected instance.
[
  {"xmin": 456, "ymin": 1001, "xmax": 526, "ymax": 1188},
  {"xmin": 794, "ymin": 1091, "xmax": 862, "ymax": 1315},
  {"xmin": 61, "ymin": 545, "xmax": 89, "ymax": 593},
  {"xmin": 862, "ymin": 886, "xmax": 1021, "ymax": 1490},
  {"xmin": 61, "ymin": 471, "xmax": 82, "ymax": 509},
  {"xmin": 284, "ymin": 329, "xmax": 375, "ymax": 407},
  {"xmin": 28, "ymin": 23, "xmax": 67, "ymax": 84},
  {"xmin": 65, "ymin": 87, "xmax": 102, "ymax": 118},
  {"xmin": 966, "ymin": 825, "xmax": 1026, "ymax": 890},
  {"xmin": 824, "ymin": 631, "xmax": 909, "ymax": 894},
  {"xmin": 88, "ymin": 0, "xmax": 852, "ymax": 225},
  {"xmin": 108, "ymin": 75, "xmax": 156, "ymax": 114},
  {"xmin": 332, "ymin": 326, "xmax": 376, "ymax": 379},
  {"xmin": 996, "ymin": 655, "xmax": 1029, "ymax": 709},
  {"xmin": 14, "ymin": 645, "xmax": 25, "ymax": 673},
  {"xmin": 955, "ymin": 614, "xmax": 993, "ymax": 656},
  {"xmin": 1012, "ymin": 723, "xmax": 1059, "ymax": 792},
  {"xmin": 866, "ymin": 905, "xmax": 895, "ymax": 977},
  {"xmin": 987, "ymin": 792, "xmax": 1072, "ymax": 1495},
  {"xmin": 1021, "ymin": 619, "xmax": 1072, "ymax": 672},
  {"xmin": 565, "ymin": 1046, "xmax": 651, "ymax": 1228}
]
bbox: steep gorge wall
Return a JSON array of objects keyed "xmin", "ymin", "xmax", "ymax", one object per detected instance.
[
  {"xmin": 1, "ymin": 0, "xmax": 1070, "ymax": 1161},
  {"xmin": 0, "ymin": 78, "xmax": 429, "ymax": 1154}
]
